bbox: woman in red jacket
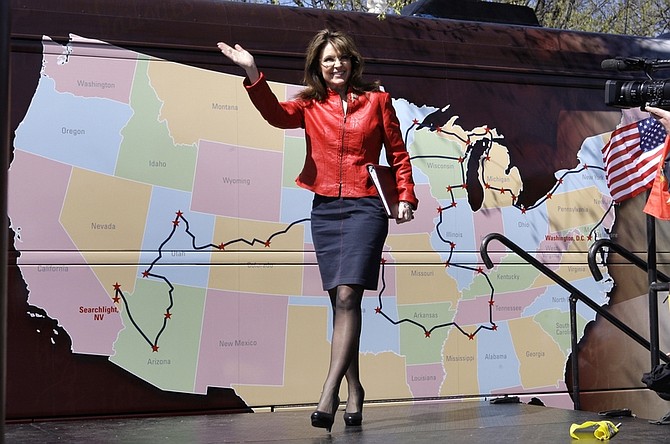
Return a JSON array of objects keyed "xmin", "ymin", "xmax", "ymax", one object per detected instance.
[{"xmin": 218, "ymin": 29, "xmax": 418, "ymax": 432}]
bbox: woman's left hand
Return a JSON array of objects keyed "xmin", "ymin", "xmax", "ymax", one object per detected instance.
[{"xmin": 396, "ymin": 201, "xmax": 414, "ymax": 224}]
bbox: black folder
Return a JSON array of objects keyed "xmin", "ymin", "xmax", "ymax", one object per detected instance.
[{"xmin": 367, "ymin": 164, "xmax": 399, "ymax": 219}]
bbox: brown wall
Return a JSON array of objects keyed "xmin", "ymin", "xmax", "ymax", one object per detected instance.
[{"xmin": 8, "ymin": 0, "xmax": 670, "ymax": 420}]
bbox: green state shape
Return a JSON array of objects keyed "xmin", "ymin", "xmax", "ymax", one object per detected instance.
[
  {"xmin": 116, "ymin": 59, "xmax": 196, "ymax": 191},
  {"xmin": 533, "ymin": 308, "xmax": 588, "ymax": 354},
  {"xmin": 110, "ymin": 279, "xmax": 206, "ymax": 392},
  {"xmin": 282, "ymin": 136, "xmax": 305, "ymax": 188},
  {"xmin": 463, "ymin": 259, "xmax": 543, "ymax": 300},
  {"xmin": 409, "ymin": 128, "xmax": 467, "ymax": 200},
  {"xmin": 398, "ymin": 302, "xmax": 456, "ymax": 365}
]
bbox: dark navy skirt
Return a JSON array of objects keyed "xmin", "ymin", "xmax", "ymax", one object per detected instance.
[{"xmin": 311, "ymin": 195, "xmax": 389, "ymax": 291}]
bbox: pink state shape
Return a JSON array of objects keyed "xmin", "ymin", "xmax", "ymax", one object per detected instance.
[
  {"xmin": 537, "ymin": 234, "xmax": 572, "ymax": 269},
  {"xmin": 406, "ymin": 363, "xmax": 445, "ymax": 398},
  {"xmin": 455, "ymin": 287, "xmax": 545, "ymax": 325},
  {"xmin": 194, "ymin": 289, "xmax": 289, "ymax": 393},
  {"xmin": 42, "ymin": 38, "xmax": 136, "ymax": 104},
  {"xmin": 191, "ymin": 141, "xmax": 283, "ymax": 221},
  {"xmin": 8, "ymin": 150, "xmax": 123, "ymax": 355},
  {"xmin": 388, "ymin": 183, "xmax": 437, "ymax": 235}
]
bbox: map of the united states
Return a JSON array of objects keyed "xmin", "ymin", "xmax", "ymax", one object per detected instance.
[{"xmin": 8, "ymin": 34, "xmax": 614, "ymax": 406}]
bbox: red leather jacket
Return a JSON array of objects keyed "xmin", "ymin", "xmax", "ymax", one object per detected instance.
[{"xmin": 244, "ymin": 73, "xmax": 418, "ymax": 209}]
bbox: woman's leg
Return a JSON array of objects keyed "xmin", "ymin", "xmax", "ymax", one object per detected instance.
[
  {"xmin": 315, "ymin": 284, "xmax": 364, "ymax": 413},
  {"xmin": 328, "ymin": 289, "xmax": 365, "ymax": 413}
]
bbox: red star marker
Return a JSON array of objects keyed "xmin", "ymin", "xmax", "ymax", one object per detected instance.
[
  {"xmin": 489, "ymin": 299, "xmax": 495, "ymax": 306},
  {"xmin": 462, "ymin": 183, "xmax": 468, "ymax": 189},
  {"xmin": 437, "ymin": 206, "xmax": 444, "ymax": 214},
  {"xmin": 113, "ymin": 282, "xmax": 121, "ymax": 291},
  {"xmin": 164, "ymin": 312, "xmax": 172, "ymax": 319},
  {"xmin": 176, "ymin": 210, "xmax": 183, "ymax": 218},
  {"xmin": 264, "ymin": 240, "xmax": 271, "ymax": 248},
  {"xmin": 218, "ymin": 243, "xmax": 225, "ymax": 250},
  {"xmin": 521, "ymin": 207, "xmax": 527, "ymax": 214},
  {"xmin": 381, "ymin": 258, "xmax": 387, "ymax": 264},
  {"xmin": 173, "ymin": 219, "xmax": 180, "ymax": 226},
  {"xmin": 424, "ymin": 331, "xmax": 431, "ymax": 338},
  {"xmin": 499, "ymin": 188, "xmax": 506, "ymax": 194},
  {"xmin": 492, "ymin": 324, "xmax": 498, "ymax": 331},
  {"xmin": 446, "ymin": 186, "xmax": 452, "ymax": 192},
  {"xmin": 452, "ymin": 201, "xmax": 458, "ymax": 207},
  {"xmin": 152, "ymin": 344, "xmax": 159, "ymax": 352},
  {"xmin": 449, "ymin": 241, "xmax": 456, "ymax": 249},
  {"xmin": 468, "ymin": 333, "xmax": 475, "ymax": 340},
  {"xmin": 558, "ymin": 178, "xmax": 564, "ymax": 184},
  {"xmin": 113, "ymin": 295, "xmax": 120, "ymax": 304},
  {"xmin": 485, "ymin": 126, "xmax": 491, "ymax": 133},
  {"xmin": 546, "ymin": 193, "xmax": 553, "ymax": 199},
  {"xmin": 466, "ymin": 137, "xmax": 471, "ymax": 145},
  {"xmin": 587, "ymin": 235, "xmax": 593, "ymax": 241},
  {"xmin": 583, "ymin": 164, "xmax": 589, "ymax": 170},
  {"xmin": 458, "ymin": 156, "xmax": 464, "ymax": 163},
  {"xmin": 485, "ymin": 155, "xmax": 491, "ymax": 161},
  {"xmin": 485, "ymin": 183, "xmax": 491, "ymax": 189},
  {"xmin": 444, "ymin": 261, "xmax": 450, "ymax": 268},
  {"xmin": 436, "ymin": 125, "xmax": 443, "ymax": 133},
  {"xmin": 412, "ymin": 118, "xmax": 419, "ymax": 125},
  {"xmin": 142, "ymin": 270, "xmax": 150, "ymax": 278},
  {"xmin": 375, "ymin": 306, "xmax": 382, "ymax": 314},
  {"xmin": 476, "ymin": 266, "xmax": 484, "ymax": 274}
]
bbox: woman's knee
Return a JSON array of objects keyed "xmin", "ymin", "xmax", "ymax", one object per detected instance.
[{"xmin": 334, "ymin": 285, "xmax": 363, "ymax": 311}]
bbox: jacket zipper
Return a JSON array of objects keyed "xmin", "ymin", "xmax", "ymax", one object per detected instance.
[{"xmin": 338, "ymin": 93, "xmax": 349, "ymax": 197}]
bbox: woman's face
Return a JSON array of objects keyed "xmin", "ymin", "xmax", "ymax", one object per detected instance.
[{"xmin": 319, "ymin": 42, "xmax": 351, "ymax": 95}]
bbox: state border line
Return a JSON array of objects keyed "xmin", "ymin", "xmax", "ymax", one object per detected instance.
[{"xmin": 111, "ymin": 116, "xmax": 615, "ymax": 351}]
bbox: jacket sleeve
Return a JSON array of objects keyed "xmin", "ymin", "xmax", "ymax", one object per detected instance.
[
  {"xmin": 380, "ymin": 92, "xmax": 419, "ymax": 210},
  {"xmin": 243, "ymin": 72, "xmax": 305, "ymax": 129}
]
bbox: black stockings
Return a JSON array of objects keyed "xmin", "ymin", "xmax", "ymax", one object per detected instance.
[{"xmin": 316, "ymin": 284, "xmax": 365, "ymax": 414}]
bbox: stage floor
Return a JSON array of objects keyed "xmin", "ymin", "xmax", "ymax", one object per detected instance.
[{"xmin": 5, "ymin": 400, "xmax": 670, "ymax": 443}]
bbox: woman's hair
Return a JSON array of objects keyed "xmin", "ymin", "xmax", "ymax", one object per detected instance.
[{"xmin": 297, "ymin": 29, "xmax": 379, "ymax": 101}]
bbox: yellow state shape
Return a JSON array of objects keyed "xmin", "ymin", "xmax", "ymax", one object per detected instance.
[
  {"xmin": 508, "ymin": 317, "xmax": 565, "ymax": 389},
  {"xmin": 440, "ymin": 327, "xmax": 479, "ymax": 396},
  {"xmin": 546, "ymin": 185, "xmax": 606, "ymax": 233},
  {"xmin": 148, "ymin": 61, "xmax": 286, "ymax": 150},
  {"xmin": 480, "ymin": 142, "xmax": 523, "ymax": 210},
  {"xmin": 209, "ymin": 217, "xmax": 305, "ymax": 295},
  {"xmin": 386, "ymin": 234, "xmax": 460, "ymax": 306},
  {"xmin": 533, "ymin": 257, "xmax": 593, "ymax": 289},
  {"xmin": 60, "ymin": 168, "xmax": 151, "ymax": 296},
  {"xmin": 233, "ymin": 305, "xmax": 411, "ymax": 406}
]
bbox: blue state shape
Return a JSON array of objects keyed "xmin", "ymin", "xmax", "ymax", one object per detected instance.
[
  {"xmin": 523, "ymin": 285, "xmax": 568, "ymax": 318},
  {"xmin": 500, "ymin": 203, "xmax": 550, "ymax": 251},
  {"xmin": 280, "ymin": 187, "xmax": 313, "ymax": 243},
  {"xmin": 139, "ymin": 186, "xmax": 216, "ymax": 288},
  {"xmin": 360, "ymin": 295, "xmax": 401, "ymax": 354},
  {"xmin": 476, "ymin": 321, "xmax": 521, "ymax": 393},
  {"xmin": 14, "ymin": 76, "xmax": 131, "ymax": 175},
  {"xmin": 522, "ymin": 276, "xmax": 609, "ymax": 324}
]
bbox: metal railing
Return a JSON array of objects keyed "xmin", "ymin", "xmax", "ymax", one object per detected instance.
[{"xmin": 480, "ymin": 233, "xmax": 669, "ymax": 410}]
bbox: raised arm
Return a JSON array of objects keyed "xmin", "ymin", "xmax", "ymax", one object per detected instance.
[{"xmin": 217, "ymin": 41, "xmax": 260, "ymax": 84}]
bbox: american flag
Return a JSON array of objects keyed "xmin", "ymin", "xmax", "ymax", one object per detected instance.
[{"xmin": 601, "ymin": 116, "xmax": 667, "ymax": 203}]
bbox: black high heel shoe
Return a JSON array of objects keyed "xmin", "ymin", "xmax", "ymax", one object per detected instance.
[
  {"xmin": 311, "ymin": 396, "xmax": 340, "ymax": 432},
  {"xmin": 343, "ymin": 389, "xmax": 364, "ymax": 426},
  {"xmin": 343, "ymin": 411, "xmax": 362, "ymax": 426}
]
